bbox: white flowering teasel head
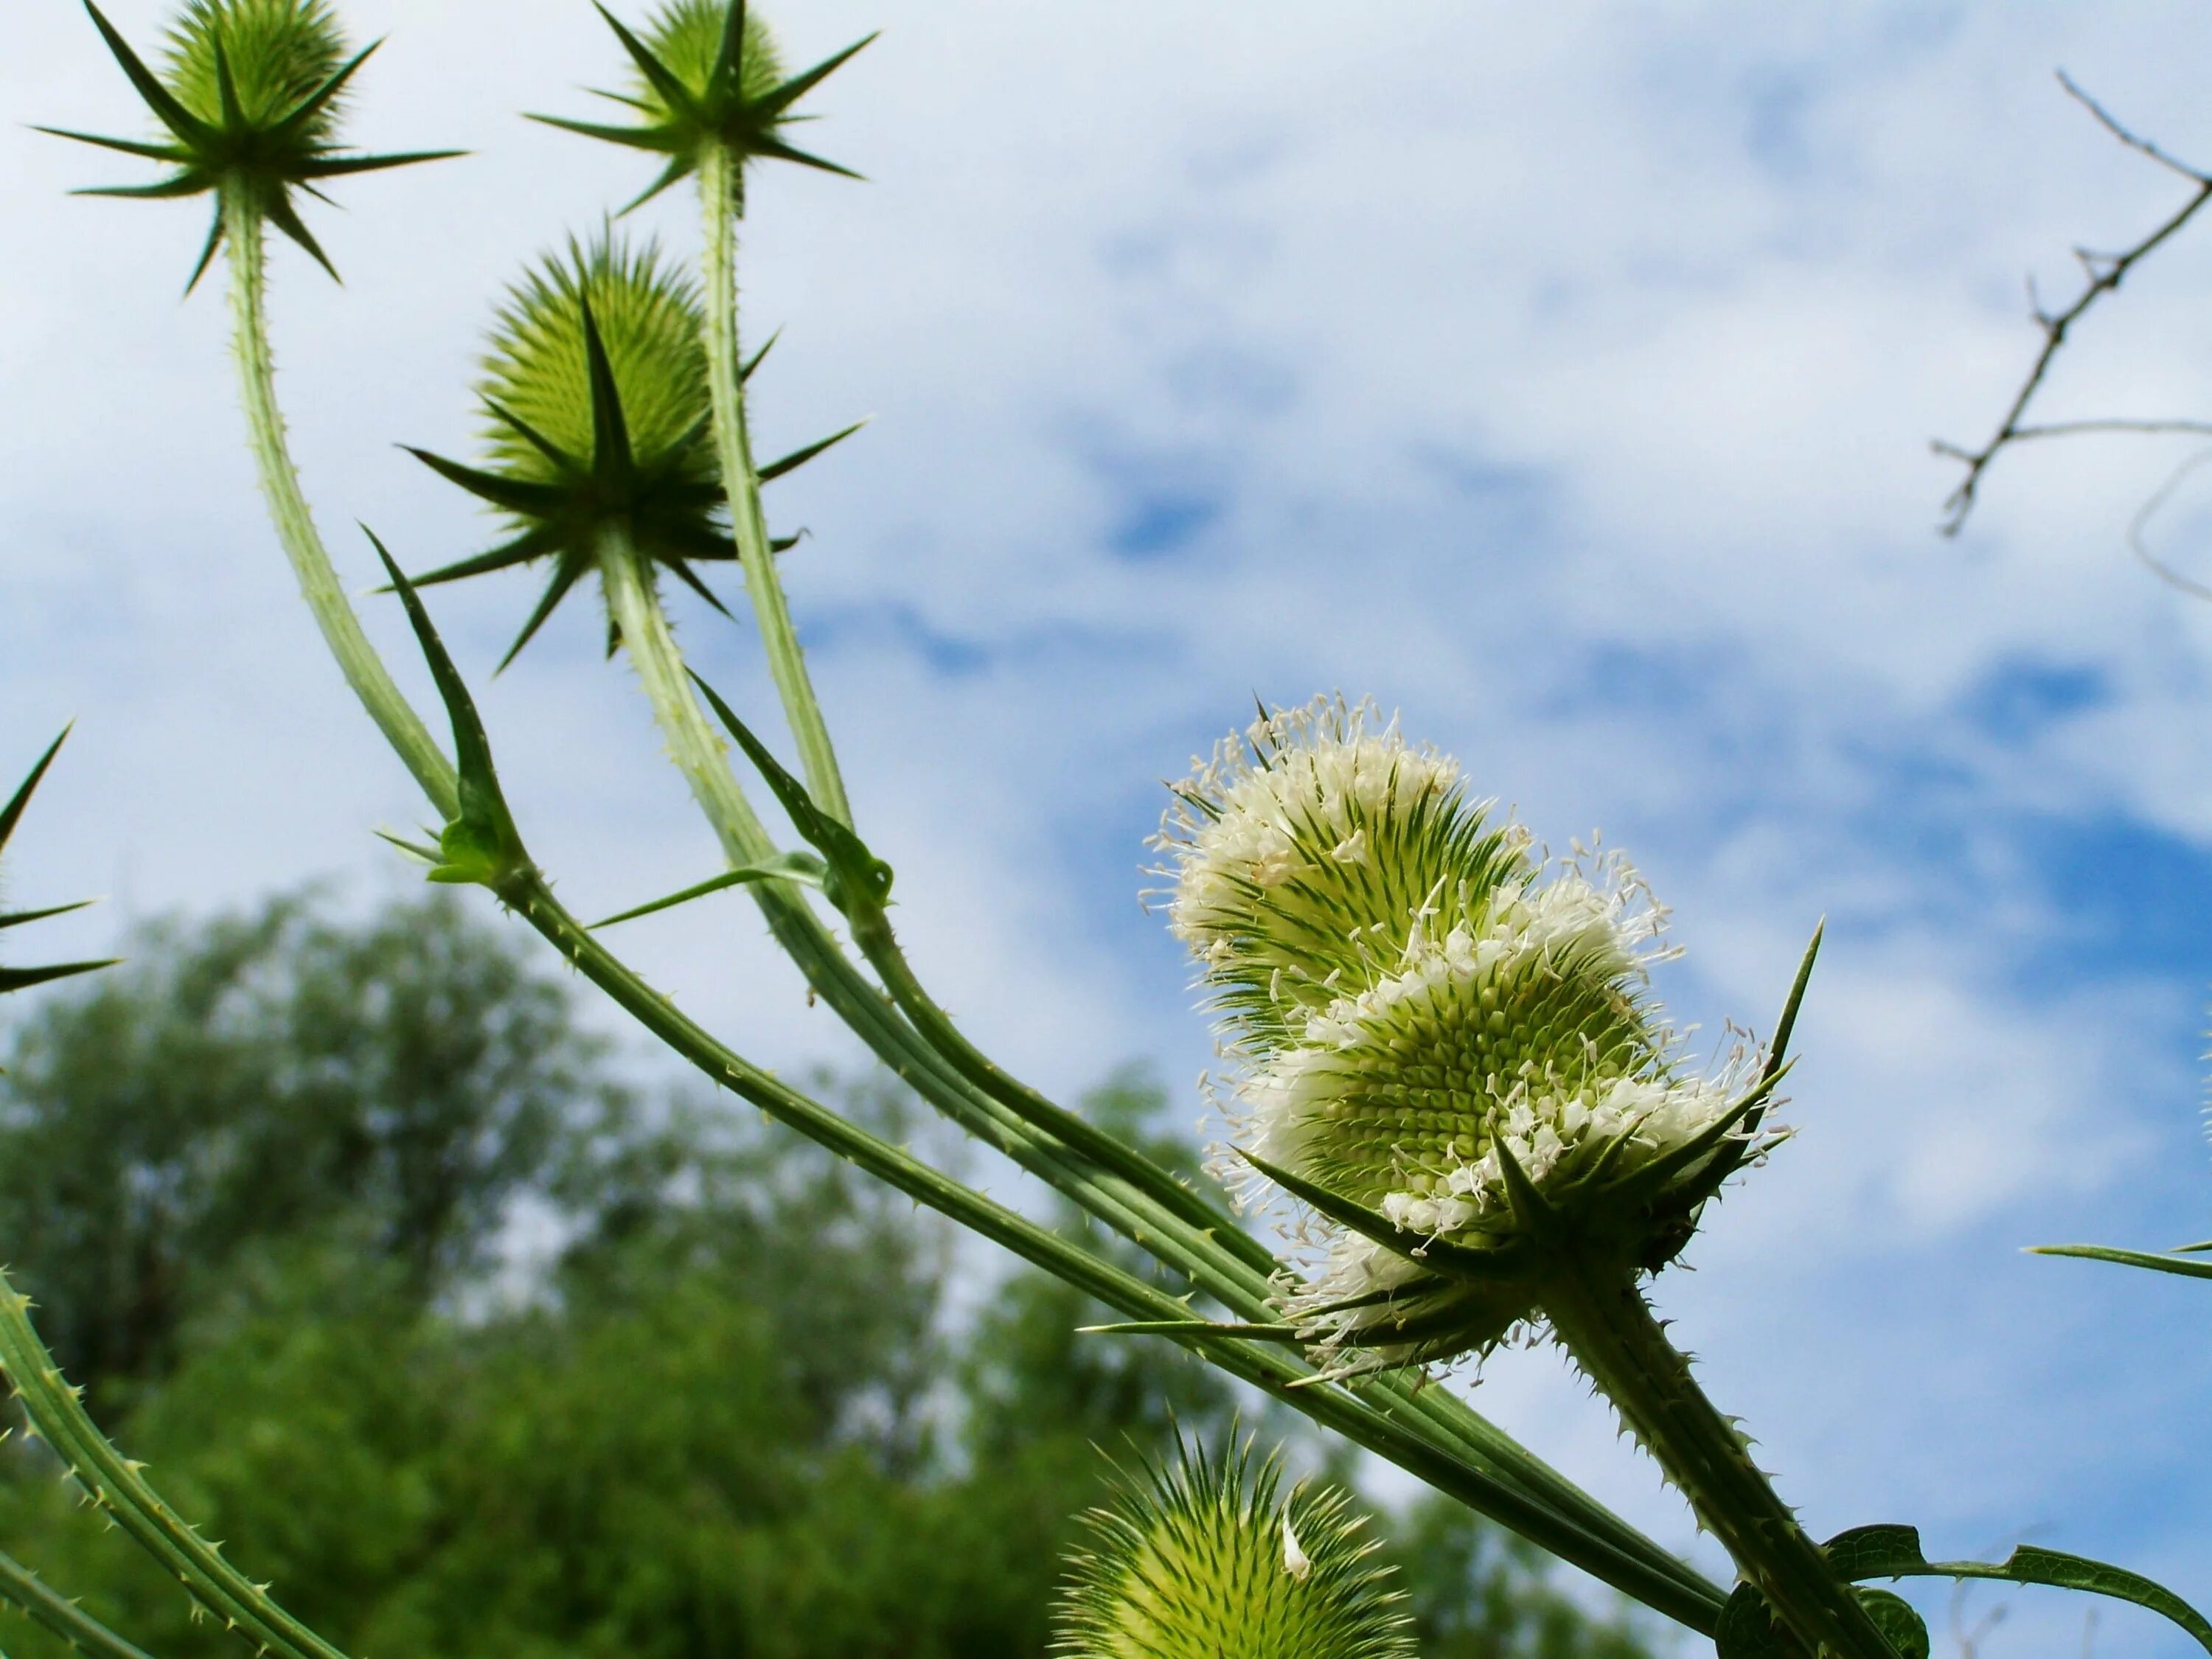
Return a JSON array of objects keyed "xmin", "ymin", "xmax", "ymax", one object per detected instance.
[
  {"xmin": 1051, "ymin": 1432, "xmax": 1413, "ymax": 1659},
  {"xmin": 1155, "ymin": 697, "xmax": 1806, "ymax": 1374}
]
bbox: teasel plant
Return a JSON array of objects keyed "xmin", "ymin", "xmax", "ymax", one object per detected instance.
[{"xmin": 21, "ymin": 3, "xmax": 2212, "ymax": 1658}]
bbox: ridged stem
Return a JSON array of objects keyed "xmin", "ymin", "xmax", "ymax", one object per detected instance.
[
  {"xmin": 1540, "ymin": 1259, "xmax": 1899, "ymax": 1659},
  {"xmin": 698, "ymin": 142, "xmax": 850, "ymax": 825},
  {"xmin": 222, "ymin": 237, "xmax": 1727, "ymax": 1632},
  {"xmin": 224, "ymin": 191, "xmax": 457, "ymax": 821},
  {"xmin": 0, "ymin": 1545, "xmax": 163, "ymax": 1659}
]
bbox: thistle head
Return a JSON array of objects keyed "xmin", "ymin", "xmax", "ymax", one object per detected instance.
[
  {"xmin": 533, "ymin": 1, "xmax": 874, "ymax": 211},
  {"xmin": 41, "ymin": 0, "xmax": 460, "ymax": 288},
  {"xmin": 0, "ymin": 732, "xmax": 114, "ymax": 1006},
  {"xmin": 1156, "ymin": 698, "xmax": 1790, "ymax": 1374},
  {"xmin": 404, "ymin": 232, "xmax": 733, "ymax": 669},
  {"xmin": 1053, "ymin": 1435, "xmax": 1413, "ymax": 1659}
]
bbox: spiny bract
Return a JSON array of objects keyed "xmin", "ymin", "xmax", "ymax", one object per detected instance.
[
  {"xmin": 637, "ymin": 0, "xmax": 785, "ymax": 118},
  {"xmin": 1053, "ymin": 1436, "xmax": 1413, "ymax": 1659},
  {"xmin": 1155, "ymin": 698, "xmax": 1773, "ymax": 1374},
  {"xmin": 0, "ymin": 733, "xmax": 113, "ymax": 1006},
  {"xmin": 405, "ymin": 233, "xmax": 734, "ymax": 669},
  {"xmin": 41, "ymin": 0, "xmax": 458, "ymax": 287}
]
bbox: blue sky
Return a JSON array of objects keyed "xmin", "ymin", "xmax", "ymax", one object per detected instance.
[{"xmin": 10, "ymin": 1, "xmax": 2212, "ymax": 1650}]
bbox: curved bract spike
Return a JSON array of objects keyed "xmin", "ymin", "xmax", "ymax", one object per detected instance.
[
  {"xmin": 48, "ymin": 0, "xmax": 459, "ymax": 285},
  {"xmin": 0, "ymin": 731, "xmax": 116, "ymax": 1005}
]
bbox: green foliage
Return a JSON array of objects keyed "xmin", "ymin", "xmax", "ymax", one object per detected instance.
[{"xmin": 0, "ymin": 731, "xmax": 112, "ymax": 1002}]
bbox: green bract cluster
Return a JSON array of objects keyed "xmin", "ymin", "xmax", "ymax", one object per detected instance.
[
  {"xmin": 39, "ymin": 0, "xmax": 458, "ymax": 285},
  {"xmin": 535, "ymin": 0, "xmax": 874, "ymax": 209},
  {"xmin": 1053, "ymin": 1438, "xmax": 1412, "ymax": 1659},
  {"xmin": 406, "ymin": 234, "xmax": 733, "ymax": 667},
  {"xmin": 1156, "ymin": 698, "xmax": 1777, "ymax": 1373}
]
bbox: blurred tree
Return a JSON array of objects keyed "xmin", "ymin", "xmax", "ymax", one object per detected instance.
[{"xmin": 0, "ymin": 898, "xmax": 1659, "ymax": 1659}]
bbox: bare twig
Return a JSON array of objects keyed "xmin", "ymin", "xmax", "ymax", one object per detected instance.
[
  {"xmin": 2126, "ymin": 445, "xmax": 2212, "ymax": 599},
  {"xmin": 1935, "ymin": 72, "xmax": 2212, "ymax": 534}
]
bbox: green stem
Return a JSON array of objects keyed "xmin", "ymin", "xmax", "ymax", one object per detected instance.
[
  {"xmin": 698, "ymin": 142, "xmax": 850, "ymax": 826},
  {"xmin": 0, "ymin": 1279, "xmax": 350, "ymax": 1659},
  {"xmin": 594, "ymin": 532, "xmax": 1724, "ymax": 1630},
  {"xmin": 220, "ymin": 259, "xmax": 1726, "ymax": 1632},
  {"xmin": 1540, "ymin": 1259, "xmax": 1898, "ymax": 1659},
  {"xmin": 0, "ymin": 1545, "xmax": 163, "ymax": 1659},
  {"xmin": 223, "ymin": 191, "xmax": 457, "ymax": 821}
]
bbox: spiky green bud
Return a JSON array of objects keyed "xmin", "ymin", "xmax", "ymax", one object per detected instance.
[
  {"xmin": 532, "ymin": 1, "xmax": 874, "ymax": 211},
  {"xmin": 1053, "ymin": 1436, "xmax": 1413, "ymax": 1659},
  {"xmin": 403, "ymin": 233, "xmax": 736, "ymax": 668},
  {"xmin": 0, "ymin": 733, "xmax": 114, "ymax": 1005},
  {"xmin": 40, "ymin": 0, "xmax": 459, "ymax": 288},
  {"xmin": 1155, "ymin": 698, "xmax": 1781, "ymax": 1374}
]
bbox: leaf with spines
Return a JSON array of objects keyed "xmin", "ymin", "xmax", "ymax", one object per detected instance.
[
  {"xmin": 530, "ymin": 1, "xmax": 876, "ymax": 212},
  {"xmin": 42, "ymin": 0, "xmax": 461, "ymax": 287}
]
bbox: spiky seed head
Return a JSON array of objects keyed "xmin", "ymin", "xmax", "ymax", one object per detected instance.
[
  {"xmin": 1155, "ymin": 698, "xmax": 1774, "ymax": 1374},
  {"xmin": 480, "ymin": 234, "xmax": 715, "ymax": 493},
  {"xmin": 402, "ymin": 232, "xmax": 735, "ymax": 668},
  {"xmin": 161, "ymin": 0, "xmax": 346, "ymax": 137},
  {"xmin": 1053, "ymin": 1436, "xmax": 1413, "ymax": 1659},
  {"xmin": 636, "ymin": 0, "xmax": 785, "ymax": 122}
]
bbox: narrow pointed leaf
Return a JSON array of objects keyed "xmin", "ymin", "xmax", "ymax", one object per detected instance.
[
  {"xmin": 750, "ymin": 134, "xmax": 863, "ymax": 181},
  {"xmin": 396, "ymin": 527, "xmax": 566, "ymax": 593},
  {"xmin": 1821, "ymin": 1524, "xmax": 2212, "ymax": 1655},
  {"xmin": 1078, "ymin": 1321, "xmax": 1306, "ymax": 1343},
  {"xmin": 689, "ymin": 672, "xmax": 891, "ymax": 909},
  {"xmin": 364, "ymin": 529, "xmax": 526, "ymax": 886},
  {"xmin": 757, "ymin": 418, "xmax": 866, "ymax": 483},
  {"xmin": 498, "ymin": 556, "xmax": 595, "ymax": 672},
  {"xmin": 0, "ymin": 731, "xmax": 70, "ymax": 855},
  {"xmin": 592, "ymin": 850, "xmax": 828, "ymax": 928},
  {"xmin": 212, "ymin": 35, "xmax": 246, "ymax": 131},
  {"xmin": 299, "ymin": 148, "xmax": 467, "ymax": 178},
  {"xmin": 263, "ymin": 192, "xmax": 339, "ymax": 282},
  {"xmin": 1490, "ymin": 1138, "xmax": 1560, "ymax": 1237},
  {"xmin": 374, "ymin": 830, "xmax": 442, "ymax": 866},
  {"xmin": 266, "ymin": 38, "xmax": 379, "ymax": 142},
  {"xmin": 1236, "ymin": 1150, "xmax": 1526, "ymax": 1284},
  {"xmin": 182, "ymin": 206, "xmax": 226, "ymax": 296},
  {"xmin": 81, "ymin": 1, "xmax": 212, "ymax": 147},
  {"xmin": 759, "ymin": 34, "xmax": 879, "ymax": 118},
  {"xmin": 664, "ymin": 556, "xmax": 734, "ymax": 618},
  {"xmin": 591, "ymin": 2, "xmax": 695, "ymax": 116},
  {"xmin": 578, "ymin": 297, "xmax": 634, "ymax": 481},
  {"xmin": 0, "ymin": 902, "xmax": 96, "ymax": 932},
  {"xmin": 616, "ymin": 153, "xmax": 698, "ymax": 215},
  {"xmin": 0, "ymin": 961, "xmax": 116, "ymax": 994},
  {"xmin": 524, "ymin": 112, "xmax": 681, "ymax": 153},
  {"xmin": 75, "ymin": 175, "xmax": 210, "ymax": 201},
  {"xmin": 405, "ymin": 447, "xmax": 568, "ymax": 516},
  {"xmin": 483, "ymin": 398, "xmax": 585, "ymax": 476},
  {"xmin": 740, "ymin": 327, "xmax": 780, "ymax": 383},
  {"xmin": 711, "ymin": 0, "xmax": 748, "ymax": 97},
  {"xmin": 1763, "ymin": 920, "xmax": 1823, "ymax": 1085},
  {"xmin": 2029, "ymin": 1244, "xmax": 2212, "ymax": 1281},
  {"xmin": 30, "ymin": 125, "xmax": 190, "ymax": 161}
]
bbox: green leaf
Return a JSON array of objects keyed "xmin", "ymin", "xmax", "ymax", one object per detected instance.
[
  {"xmin": 1717, "ymin": 1583, "xmax": 1927, "ymax": 1659},
  {"xmin": 1822, "ymin": 1523, "xmax": 2212, "ymax": 1655},
  {"xmin": 0, "ymin": 961, "xmax": 116, "ymax": 994},
  {"xmin": 2029, "ymin": 1243, "xmax": 2212, "ymax": 1281},
  {"xmin": 757, "ymin": 418, "xmax": 866, "ymax": 483},
  {"xmin": 364, "ymin": 529, "xmax": 529, "ymax": 891},
  {"xmin": 1236, "ymin": 1150, "xmax": 1534, "ymax": 1284},
  {"xmin": 592, "ymin": 850, "xmax": 828, "ymax": 928},
  {"xmin": 689, "ymin": 673, "xmax": 892, "ymax": 914},
  {"xmin": 0, "ymin": 728, "xmax": 69, "ymax": 855}
]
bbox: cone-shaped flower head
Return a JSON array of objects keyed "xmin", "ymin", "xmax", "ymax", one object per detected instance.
[
  {"xmin": 405, "ymin": 232, "xmax": 734, "ymax": 668},
  {"xmin": 40, "ymin": 0, "xmax": 460, "ymax": 288},
  {"xmin": 1155, "ymin": 698, "xmax": 1778, "ymax": 1374},
  {"xmin": 1054, "ymin": 1435, "xmax": 1413, "ymax": 1659},
  {"xmin": 534, "ymin": 1, "xmax": 874, "ymax": 211},
  {"xmin": 0, "ymin": 733, "xmax": 114, "ymax": 1004}
]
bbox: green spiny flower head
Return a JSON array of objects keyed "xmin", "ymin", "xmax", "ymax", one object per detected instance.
[
  {"xmin": 1054, "ymin": 1436, "xmax": 1413, "ymax": 1659},
  {"xmin": 405, "ymin": 232, "xmax": 736, "ymax": 668},
  {"xmin": 1157, "ymin": 698, "xmax": 1779, "ymax": 1375},
  {"xmin": 41, "ymin": 0, "xmax": 459, "ymax": 288},
  {"xmin": 533, "ymin": 1, "xmax": 874, "ymax": 210}
]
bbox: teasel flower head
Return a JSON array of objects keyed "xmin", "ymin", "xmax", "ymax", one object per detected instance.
[
  {"xmin": 40, "ymin": 0, "xmax": 460, "ymax": 289},
  {"xmin": 0, "ymin": 733, "xmax": 115, "ymax": 1007},
  {"xmin": 403, "ymin": 232, "xmax": 737, "ymax": 669},
  {"xmin": 1053, "ymin": 1433, "xmax": 1413, "ymax": 1659},
  {"xmin": 532, "ymin": 1, "xmax": 876, "ymax": 212},
  {"xmin": 1155, "ymin": 698, "xmax": 1786, "ymax": 1376}
]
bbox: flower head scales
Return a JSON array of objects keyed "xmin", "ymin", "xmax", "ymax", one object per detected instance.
[{"xmin": 1158, "ymin": 698, "xmax": 1783, "ymax": 1375}]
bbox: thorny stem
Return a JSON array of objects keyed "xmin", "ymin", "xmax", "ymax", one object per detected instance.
[
  {"xmin": 594, "ymin": 530, "xmax": 1726, "ymax": 1631},
  {"xmin": 0, "ymin": 1544, "xmax": 162, "ymax": 1659},
  {"xmin": 220, "ymin": 218, "xmax": 1729, "ymax": 1634},
  {"xmin": 1540, "ymin": 1258, "xmax": 1901, "ymax": 1659},
  {"xmin": 225, "ymin": 192, "xmax": 457, "ymax": 819},
  {"xmin": 699, "ymin": 142, "xmax": 851, "ymax": 824}
]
